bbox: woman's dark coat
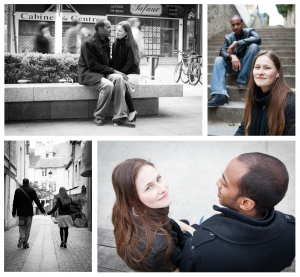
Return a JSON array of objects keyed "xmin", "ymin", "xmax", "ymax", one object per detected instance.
[{"xmin": 47, "ymin": 197, "xmax": 72, "ymax": 216}]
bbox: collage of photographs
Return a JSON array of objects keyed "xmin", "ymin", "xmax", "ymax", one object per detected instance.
[{"xmin": 3, "ymin": 3, "xmax": 296, "ymax": 274}]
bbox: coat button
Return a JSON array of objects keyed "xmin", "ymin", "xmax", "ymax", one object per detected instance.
[
  {"xmin": 191, "ymin": 246, "xmax": 194, "ymax": 250},
  {"xmin": 209, "ymin": 232, "xmax": 214, "ymax": 236},
  {"xmin": 286, "ymin": 215, "xmax": 291, "ymax": 219}
]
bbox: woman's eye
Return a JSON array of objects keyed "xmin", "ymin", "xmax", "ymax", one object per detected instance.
[
  {"xmin": 157, "ymin": 176, "xmax": 161, "ymax": 182},
  {"xmin": 146, "ymin": 185, "xmax": 152, "ymax": 191}
]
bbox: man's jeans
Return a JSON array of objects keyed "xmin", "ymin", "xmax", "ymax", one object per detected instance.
[
  {"xmin": 19, "ymin": 216, "xmax": 33, "ymax": 243},
  {"xmin": 93, "ymin": 74, "xmax": 128, "ymax": 120},
  {"xmin": 210, "ymin": 44, "xmax": 260, "ymax": 97}
]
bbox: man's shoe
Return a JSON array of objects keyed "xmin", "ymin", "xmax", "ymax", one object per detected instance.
[
  {"xmin": 93, "ymin": 117, "xmax": 104, "ymax": 126},
  {"xmin": 17, "ymin": 238, "xmax": 24, "ymax": 248},
  {"xmin": 23, "ymin": 242, "xmax": 29, "ymax": 249},
  {"xmin": 208, "ymin": 94, "xmax": 228, "ymax": 107},
  {"xmin": 237, "ymin": 83, "xmax": 247, "ymax": 90},
  {"xmin": 113, "ymin": 117, "xmax": 135, "ymax": 128}
]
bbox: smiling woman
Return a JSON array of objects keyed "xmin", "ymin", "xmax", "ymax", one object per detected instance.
[
  {"xmin": 235, "ymin": 50, "xmax": 295, "ymax": 136},
  {"xmin": 111, "ymin": 158, "xmax": 191, "ymax": 272}
]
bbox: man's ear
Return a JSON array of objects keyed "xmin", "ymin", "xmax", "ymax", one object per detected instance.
[{"xmin": 239, "ymin": 197, "xmax": 255, "ymax": 211}]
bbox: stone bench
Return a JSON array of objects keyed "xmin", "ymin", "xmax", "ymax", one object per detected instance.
[
  {"xmin": 98, "ymin": 228, "xmax": 295, "ymax": 272},
  {"xmin": 5, "ymin": 82, "xmax": 183, "ymax": 121}
]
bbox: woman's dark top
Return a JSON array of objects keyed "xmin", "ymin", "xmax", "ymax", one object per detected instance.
[
  {"xmin": 47, "ymin": 197, "xmax": 72, "ymax": 216},
  {"xmin": 34, "ymin": 34, "xmax": 50, "ymax": 54},
  {"xmin": 128, "ymin": 217, "xmax": 191, "ymax": 272},
  {"xmin": 111, "ymin": 37, "xmax": 140, "ymax": 75},
  {"xmin": 235, "ymin": 88, "xmax": 295, "ymax": 136}
]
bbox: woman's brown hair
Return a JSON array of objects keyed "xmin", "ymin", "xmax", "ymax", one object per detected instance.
[
  {"xmin": 243, "ymin": 50, "xmax": 294, "ymax": 136},
  {"xmin": 117, "ymin": 21, "xmax": 140, "ymax": 67},
  {"xmin": 111, "ymin": 158, "xmax": 175, "ymax": 272}
]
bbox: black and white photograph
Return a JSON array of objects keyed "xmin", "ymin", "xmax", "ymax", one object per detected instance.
[
  {"xmin": 5, "ymin": 4, "xmax": 202, "ymax": 136},
  {"xmin": 4, "ymin": 140, "xmax": 92, "ymax": 272}
]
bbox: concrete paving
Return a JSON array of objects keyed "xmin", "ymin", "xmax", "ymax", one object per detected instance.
[
  {"xmin": 97, "ymin": 141, "xmax": 295, "ymax": 230},
  {"xmin": 5, "ymin": 65, "xmax": 202, "ymax": 136},
  {"xmin": 4, "ymin": 215, "xmax": 92, "ymax": 272}
]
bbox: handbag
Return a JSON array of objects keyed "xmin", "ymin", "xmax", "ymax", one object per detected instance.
[{"xmin": 67, "ymin": 201, "xmax": 76, "ymax": 215}]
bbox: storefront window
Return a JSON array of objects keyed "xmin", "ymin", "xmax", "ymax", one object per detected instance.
[
  {"xmin": 186, "ymin": 20, "xmax": 195, "ymax": 52},
  {"xmin": 108, "ymin": 16, "xmax": 179, "ymax": 57}
]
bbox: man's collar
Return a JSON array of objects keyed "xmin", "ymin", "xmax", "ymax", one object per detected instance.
[{"xmin": 94, "ymin": 32, "xmax": 110, "ymax": 47}]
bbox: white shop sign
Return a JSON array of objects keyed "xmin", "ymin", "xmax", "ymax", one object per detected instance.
[{"xmin": 130, "ymin": 5, "xmax": 162, "ymax": 16}]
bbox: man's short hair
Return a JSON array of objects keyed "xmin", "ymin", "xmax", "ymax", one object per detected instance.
[
  {"xmin": 230, "ymin": 15, "xmax": 243, "ymax": 24},
  {"xmin": 237, "ymin": 153, "xmax": 289, "ymax": 215},
  {"xmin": 95, "ymin": 19, "xmax": 107, "ymax": 31},
  {"xmin": 23, "ymin": 178, "xmax": 29, "ymax": 185},
  {"xmin": 71, "ymin": 19, "xmax": 80, "ymax": 27}
]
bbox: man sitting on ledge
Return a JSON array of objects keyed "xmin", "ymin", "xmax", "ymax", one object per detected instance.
[
  {"xmin": 78, "ymin": 19, "xmax": 135, "ymax": 128},
  {"xmin": 178, "ymin": 152, "xmax": 295, "ymax": 272},
  {"xmin": 208, "ymin": 15, "xmax": 261, "ymax": 107}
]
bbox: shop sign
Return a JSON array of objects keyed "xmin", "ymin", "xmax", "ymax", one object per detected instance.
[
  {"xmin": 130, "ymin": 5, "xmax": 162, "ymax": 16},
  {"xmin": 16, "ymin": 12, "xmax": 105, "ymax": 23}
]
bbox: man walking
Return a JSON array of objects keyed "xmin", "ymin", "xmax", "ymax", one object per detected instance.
[
  {"xmin": 12, "ymin": 178, "xmax": 46, "ymax": 249},
  {"xmin": 78, "ymin": 19, "xmax": 134, "ymax": 127},
  {"xmin": 208, "ymin": 15, "xmax": 261, "ymax": 107},
  {"xmin": 178, "ymin": 153, "xmax": 295, "ymax": 272},
  {"xmin": 65, "ymin": 19, "xmax": 82, "ymax": 54}
]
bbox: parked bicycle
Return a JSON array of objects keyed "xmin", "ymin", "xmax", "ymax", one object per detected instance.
[{"xmin": 173, "ymin": 50, "xmax": 202, "ymax": 86}]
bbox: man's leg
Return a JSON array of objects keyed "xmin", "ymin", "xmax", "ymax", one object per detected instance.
[
  {"xmin": 208, "ymin": 57, "xmax": 230, "ymax": 107},
  {"xmin": 105, "ymin": 74, "xmax": 128, "ymax": 121},
  {"xmin": 237, "ymin": 44, "xmax": 260, "ymax": 87},
  {"xmin": 18, "ymin": 216, "xmax": 26, "ymax": 248},
  {"xmin": 93, "ymin": 78, "xmax": 114, "ymax": 123},
  {"xmin": 24, "ymin": 216, "xmax": 33, "ymax": 247}
]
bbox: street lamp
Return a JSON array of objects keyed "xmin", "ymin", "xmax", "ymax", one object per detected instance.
[{"xmin": 48, "ymin": 170, "xmax": 53, "ymax": 179}]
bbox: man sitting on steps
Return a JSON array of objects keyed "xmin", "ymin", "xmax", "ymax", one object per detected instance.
[{"xmin": 208, "ymin": 15, "xmax": 261, "ymax": 107}]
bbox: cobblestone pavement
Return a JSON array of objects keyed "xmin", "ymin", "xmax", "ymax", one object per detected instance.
[{"xmin": 4, "ymin": 215, "xmax": 92, "ymax": 272}]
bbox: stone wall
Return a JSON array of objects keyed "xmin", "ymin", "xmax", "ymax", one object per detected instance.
[{"xmin": 207, "ymin": 5, "xmax": 240, "ymax": 38}]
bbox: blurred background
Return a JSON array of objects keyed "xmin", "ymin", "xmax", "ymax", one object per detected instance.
[{"xmin": 98, "ymin": 141, "xmax": 295, "ymax": 230}]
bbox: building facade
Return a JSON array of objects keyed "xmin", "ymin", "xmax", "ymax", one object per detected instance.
[
  {"xmin": 4, "ymin": 141, "xmax": 29, "ymax": 230},
  {"xmin": 6, "ymin": 4, "xmax": 202, "ymax": 57}
]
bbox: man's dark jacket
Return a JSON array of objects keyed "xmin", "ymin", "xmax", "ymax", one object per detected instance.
[
  {"xmin": 111, "ymin": 37, "xmax": 140, "ymax": 75},
  {"xmin": 78, "ymin": 32, "xmax": 115, "ymax": 87},
  {"xmin": 12, "ymin": 184, "xmax": 45, "ymax": 217},
  {"xmin": 179, "ymin": 205, "xmax": 295, "ymax": 272},
  {"xmin": 219, "ymin": 28, "xmax": 261, "ymax": 60}
]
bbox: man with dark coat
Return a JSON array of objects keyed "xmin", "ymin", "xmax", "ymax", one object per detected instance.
[
  {"xmin": 12, "ymin": 178, "xmax": 46, "ymax": 249},
  {"xmin": 78, "ymin": 19, "xmax": 134, "ymax": 127},
  {"xmin": 208, "ymin": 15, "xmax": 261, "ymax": 107},
  {"xmin": 178, "ymin": 153, "xmax": 295, "ymax": 272}
]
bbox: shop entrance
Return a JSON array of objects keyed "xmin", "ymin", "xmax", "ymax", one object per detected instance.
[{"xmin": 161, "ymin": 29, "xmax": 174, "ymax": 57}]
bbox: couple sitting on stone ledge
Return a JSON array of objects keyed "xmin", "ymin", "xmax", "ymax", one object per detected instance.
[
  {"xmin": 78, "ymin": 19, "xmax": 140, "ymax": 128},
  {"xmin": 111, "ymin": 153, "xmax": 295, "ymax": 272},
  {"xmin": 208, "ymin": 15, "xmax": 295, "ymax": 136}
]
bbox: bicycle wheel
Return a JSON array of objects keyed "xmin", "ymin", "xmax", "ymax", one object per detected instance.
[
  {"xmin": 180, "ymin": 64, "xmax": 189, "ymax": 83},
  {"xmin": 188, "ymin": 62, "xmax": 201, "ymax": 86},
  {"xmin": 173, "ymin": 62, "xmax": 182, "ymax": 83}
]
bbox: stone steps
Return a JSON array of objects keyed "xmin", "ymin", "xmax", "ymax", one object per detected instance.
[{"xmin": 207, "ymin": 28, "xmax": 295, "ymax": 131}]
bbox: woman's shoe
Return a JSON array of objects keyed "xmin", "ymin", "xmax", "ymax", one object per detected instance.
[
  {"xmin": 64, "ymin": 242, "xmax": 67, "ymax": 248},
  {"xmin": 60, "ymin": 241, "xmax": 64, "ymax": 247},
  {"xmin": 128, "ymin": 111, "xmax": 137, "ymax": 122}
]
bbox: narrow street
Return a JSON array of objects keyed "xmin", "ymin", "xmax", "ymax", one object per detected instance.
[{"xmin": 4, "ymin": 215, "xmax": 92, "ymax": 272}]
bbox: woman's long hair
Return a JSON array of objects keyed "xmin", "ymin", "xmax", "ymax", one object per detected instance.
[
  {"xmin": 243, "ymin": 50, "xmax": 294, "ymax": 136},
  {"xmin": 111, "ymin": 158, "xmax": 174, "ymax": 272},
  {"xmin": 59, "ymin": 187, "xmax": 70, "ymax": 206},
  {"xmin": 117, "ymin": 21, "xmax": 140, "ymax": 67}
]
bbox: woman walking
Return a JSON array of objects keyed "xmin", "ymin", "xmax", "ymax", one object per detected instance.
[
  {"xmin": 235, "ymin": 50, "xmax": 295, "ymax": 136},
  {"xmin": 112, "ymin": 21, "xmax": 140, "ymax": 122},
  {"xmin": 47, "ymin": 187, "xmax": 73, "ymax": 248}
]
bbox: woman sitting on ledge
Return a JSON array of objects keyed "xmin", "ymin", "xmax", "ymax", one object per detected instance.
[{"xmin": 235, "ymin": 50, "xmax": 295, "ymax": 136}]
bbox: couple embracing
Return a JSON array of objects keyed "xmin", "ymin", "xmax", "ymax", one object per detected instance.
[
  {"xmin": 111, "ymin": 153, "xmax": 295, "ymax": 272},
  {"xmin": 78, "ymin": 19, "xmax": 140, "ymax": 128}
]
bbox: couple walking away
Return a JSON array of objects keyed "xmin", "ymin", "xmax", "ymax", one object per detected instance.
[
  {"xmin": 208, "ymin": 15, "xmax": 295, "ymax": 136},
  {"xmin": 12, "ymin": 179, "xmax": 73, "ymax": 249},
  {"xmin": 78, "ymin": 19, "xmax": 140, "ymax": 128},
  {"xmin": 111, "ymin": 154, "xmax": 295, "ymax": 272}
]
